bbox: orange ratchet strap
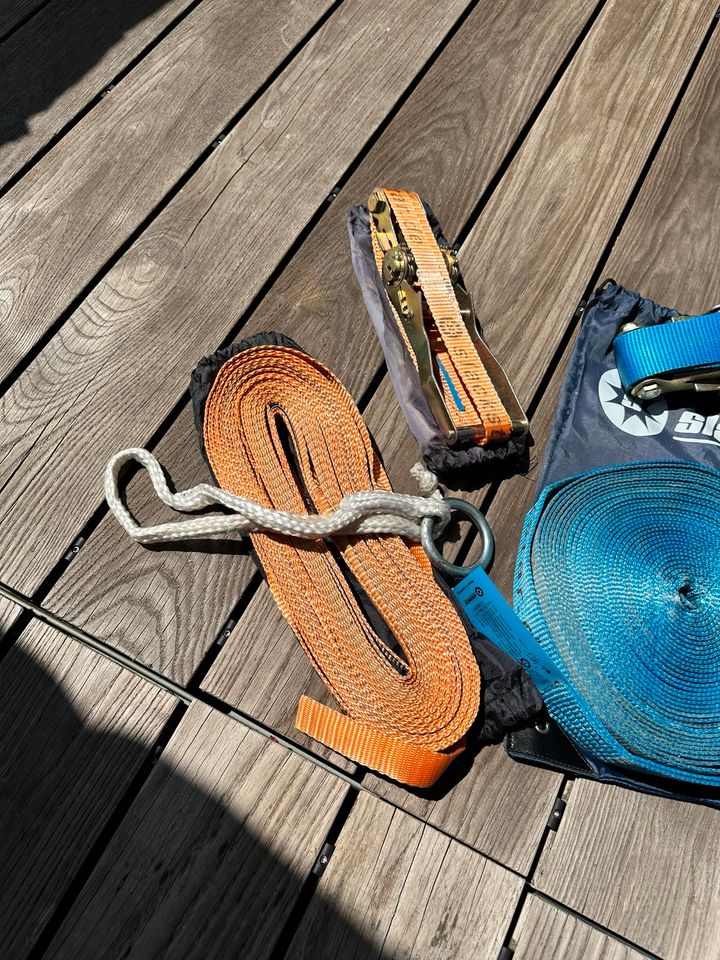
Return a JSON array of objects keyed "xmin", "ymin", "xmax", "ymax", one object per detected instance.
[
  {"xmin": 203, "ymin": 343, "xmax": 480, "ymax": 787},
  {"xmin": 369, "ymin": 187, "xmax": 527, "ymax": 446}
]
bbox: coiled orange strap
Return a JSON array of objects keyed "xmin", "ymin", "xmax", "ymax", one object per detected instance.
[
  {"xmin": 371, "ymin": 187, "xmax": 513, "ymax": 443},
  {"xmin": 203, "ymin": 344, "xmax": 480, "ymax": 787}
]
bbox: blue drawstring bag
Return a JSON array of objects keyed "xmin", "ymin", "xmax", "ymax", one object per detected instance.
[{"xmin": 508, "ymin": 281, "xmax": 720, "ymax": 806}]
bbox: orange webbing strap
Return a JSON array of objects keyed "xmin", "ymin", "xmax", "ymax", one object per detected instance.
[
  {"xmin": 295, "ymin": 698, "xmax": 466, "ymax": 788},
  {"xmin": 371, "ymin": 187, "xmax": 512, "ymax": 443},
  {"xmin": 203, "ymin": 344, "xmax": 480, "ymax": 787}
]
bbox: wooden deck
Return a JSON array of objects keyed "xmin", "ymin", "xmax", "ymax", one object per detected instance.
[{"xmin": 1, "ymin": 0, "xmax": 720, "ymax": 956}]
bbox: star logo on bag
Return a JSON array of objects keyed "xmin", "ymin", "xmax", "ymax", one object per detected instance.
[{"xmin": 598, "ymin": 368, "xmax": 668, "ymax": 436}]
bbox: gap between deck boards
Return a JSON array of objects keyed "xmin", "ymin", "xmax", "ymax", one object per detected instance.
[
  {"xmin": 4, "ymin": 3, "xmax": 720, "ymax": 955},
  {"xmin": 4, "ymin": 598, "xmax": 540, "ymax": 960},
  {"xmin": 0, "ymin": 0, "xmax": 607, "ymax": 641},
  {"xmin": 0, "ymin": 577, "xmax": 533, "ymax": 880},
  {"xmin": 0, "ymin": 0, "xmax": 716, "ymax": 900}
]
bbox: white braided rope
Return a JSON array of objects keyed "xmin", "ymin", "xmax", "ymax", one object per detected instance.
[{"xmin": 105, "ymin": 448, "xmax": 449, "ymax": 545}]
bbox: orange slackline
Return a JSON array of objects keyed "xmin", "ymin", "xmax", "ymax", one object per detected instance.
[
  {"xmin": 203, "ymin": 344, "xmax": 480, "ymax": 787},
  {"xmin": 370, "ymin": 187, "xmax": 513, "ymax": 444}
]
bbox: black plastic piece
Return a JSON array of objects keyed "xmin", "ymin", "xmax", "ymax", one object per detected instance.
[
  {"xmin": 215, "ymin": 619, "xmax": 237, "ymax": 648},
  {"xmin": 312, "ymin": 842, "xmax": 334, "ymax": 877},
  {"xmin": 547, "ymin": 796, "xmax": 567, "ymax": 831},
  {"xmin": 497, "ymin": 946, "xmax": 514, "ymax": 960},
  {"xmin": 506, "ymin": 716, "xmax": 593, "ymax": 777},
  {"xmin": 507, "ymin": 715, "xmax": 720, "ymax": 809},
  {"xmin": 63, "ymin": 536, "xmax": 86, "ymax": 562}
]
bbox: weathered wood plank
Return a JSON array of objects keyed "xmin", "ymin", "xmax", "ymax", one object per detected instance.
[
  {"xmin": 201, "ymin": 578, "xmax": 561, "ymax": 872},
  {"xmin": 0, "ymin": 619, "xmax": 175, "ymax": 960},
  {"xmin": 512, "ymin": 896, "xmax": 647, "ymax": 960},
  {"xmin": 288, "ymin": 790, "xmax": 523, "ymax": 959},
  {"xmin": 25, "ymin": 0, "xmax": 597, "ymax": 675},
  {"xmin": 363, "ymin": 714, "xmax": 560, "ymax": 874},
  {"xmin": 535, "ymin": 781, "xmax": 720, "ymax": 959},
  {"xmin": 204, "ymin": 587, "xmax": 355, "ymax": 769},
  {"xmin": 0, "ymin": 591, "xmax": 26, "ymax": 642},
  {"xmin": 45, "ymin": 701, "xmax": 347, "ymax": 960},
  {"xmin": 33, "ymin": 404, "xmax": 258, "ymax": 685},
  {"xmin": 456, "ymin": 0, "xmax": 716, "ymax": 396},
  {"xmin": 0, "ymin": 0, "xmax": 336, "ymax": 373},
  {"xmin": 0, "ymin": 0, "xmax": 476, "ymax": 612},
  {"xmin": 467, "ymin": 20, "xmax": 720, "ymax": 582},
  {"xmin": 0, "ymin": 0, "xmax": 45, "ymax": 38},
  {"xmin": 0, "ymin": 0, "xmax": 195, "ymax": 188},
  {"xmin": 604, "ymin": 25, "xmax": 720, "ymax": 311}
]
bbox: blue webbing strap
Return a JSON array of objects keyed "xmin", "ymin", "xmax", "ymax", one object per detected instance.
[
  {"xmin": 514, "ymin": 458, "xmax": 720, "ymax": 786},
  {"xmin": 614, "ymin": 312, "xmax": 720, "ymax": 393}
]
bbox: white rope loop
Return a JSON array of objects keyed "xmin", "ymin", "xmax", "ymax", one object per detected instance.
[{"xmin": 105, "ymin": 448, "xmax": 450, "ymax": 545}]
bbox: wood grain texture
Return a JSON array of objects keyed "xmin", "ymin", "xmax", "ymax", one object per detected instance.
[
  {"xmin": 512, "ymin": 896, "xmax": 647, "ymax": 960},
  {"xmin": 0, "ymin": 618, "xmax": 175, "ymax": 960},
  {"xmin": 33, "ymin": 405, "xmax": 259, "ymax": 685},
  {"xmin": 46, "ymin": 701, "xmax": 347, "ymax": 960},
  {"xmin": 604, "ymin": 25, "xmax": 720, "ymax": 311},
  {"xmin": 0, "ymin": 0, "xmax": 195, "ymax": 188},
  {"xmin": 468, "ymin": 23, "xmax": 720, "ymax": 583},
  {"xmin": 364, "ymin": 724, "xmax": 560, "ymax": 875},
  {"xmin": 456, "ymin": 0, "xmax": 716, "ymax": 400},
  {"xmin": 288, "ymin": 790, "xmax": 523, "ymax": 959},
  {"xmin": 18, "ymin": 0, "xmax": 595, "ymax": 668},
  {"xmin": 0, "ymin": 0, "xmax": 336, "ymax": 374},
  {"xmin": 202, "ymin": 578, "xmax": 561, "ymax": 872},
  {"xmin": 0, "ymin": 592, "xmax": 25, "ymax": 641},
  {"xmin": 0, "ymin": 0, "xmax": 473, "ymax": 612},
  {"xmin": 535, "ymin": 781, "xmax": 720, "ymax": 960},
  {"xmin": 0, "ymin": 0, "xmax": 45, "ymax": 37},
  {"xmin": 203, "ymin": 587, "xmax": 355, "ymax": 769}
]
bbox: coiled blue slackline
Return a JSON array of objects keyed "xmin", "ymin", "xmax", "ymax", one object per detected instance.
[{"xmin": 515, "ymin": 458, "xmax": 720, "ymax": 786}]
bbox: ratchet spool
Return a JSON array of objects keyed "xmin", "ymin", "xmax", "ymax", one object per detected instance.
[{"xmin": 368, "ymin": 187, "xmax": 528, "ymax": 446}]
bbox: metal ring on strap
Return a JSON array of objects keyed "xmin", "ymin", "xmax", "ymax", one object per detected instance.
[{"xmin": 420, "ymin": 497, "xmax": 494, "ymax": 579}]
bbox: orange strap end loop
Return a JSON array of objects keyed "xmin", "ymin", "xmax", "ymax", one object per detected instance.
[{"xmin": 296, "ymin": 696, "xmax": 465, "ymax": 789}]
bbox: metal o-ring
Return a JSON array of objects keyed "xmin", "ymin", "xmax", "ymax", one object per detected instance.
[{"xmin": 420, "ymin": 497, "xmax": 495, "ymax": 580}]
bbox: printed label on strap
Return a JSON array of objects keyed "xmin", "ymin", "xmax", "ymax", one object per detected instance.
[{"xmin": 452, "ymin": 567, "xmax": 564, "ymax": 695}]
